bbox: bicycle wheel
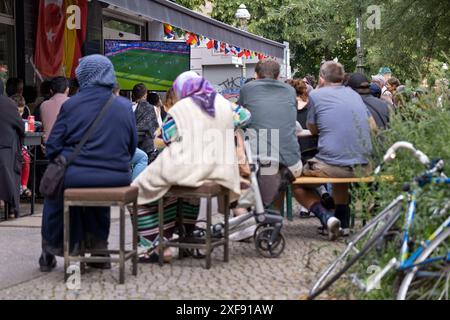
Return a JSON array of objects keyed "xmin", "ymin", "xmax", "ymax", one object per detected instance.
[
  {"xmin": 397, "ymin": 227, "xmax": 450, "ymax": 300},
  {"xmin": 308, "ymin": 198, "xmax": 404, "ymax": 299}
]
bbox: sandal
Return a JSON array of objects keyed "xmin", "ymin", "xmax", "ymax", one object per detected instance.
[
  {"xmin": 22, "ymin": 188, "xmax": 32, "ymax": 197},
  {"xmin": 139, "ymin": 248, "xmax": 173, "ymax": 264},
  {"xmin": 138, "ymin": 236, "xmax": 174, "ymax": 264}
]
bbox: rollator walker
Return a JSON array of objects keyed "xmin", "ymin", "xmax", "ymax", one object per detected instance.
[{"xmin": 192, "ymin": 137, "xmax": 293, "ymax": 258}]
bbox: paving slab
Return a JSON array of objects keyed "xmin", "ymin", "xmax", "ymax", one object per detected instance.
[{"xmin": 0, "ymin": 201, "xmax": 344, "ymax": 300}]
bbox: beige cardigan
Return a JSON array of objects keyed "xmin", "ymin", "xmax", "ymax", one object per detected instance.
[{"xmin": 132, "ymin": 94, "xmax": 241, "ymax": 205}]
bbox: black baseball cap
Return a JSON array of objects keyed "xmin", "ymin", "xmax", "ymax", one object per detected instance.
[{"xmin": 347, "ymin": 73, "xmax": 371, "ymax": 94}]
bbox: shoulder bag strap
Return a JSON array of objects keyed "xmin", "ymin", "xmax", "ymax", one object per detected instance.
[{"xmin": 66, "ymin": 94, "xmax": 116, "ymax": 166}]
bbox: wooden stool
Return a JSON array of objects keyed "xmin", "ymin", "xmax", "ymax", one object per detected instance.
[
  {"xmin": 63, "ymin": 186, "xmax": 139, "ymax": 284},
  {"xmin": 158, "ymin": 183, "xmax": 230, "ymax": 269}
]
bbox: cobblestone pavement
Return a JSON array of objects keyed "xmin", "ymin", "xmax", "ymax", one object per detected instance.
[{"xmin": 0, "ymin": 203, "xmax": 345, "ymax": 300}]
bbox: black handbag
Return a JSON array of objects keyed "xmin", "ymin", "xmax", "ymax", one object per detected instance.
[{"xmin": 39, "ymin": 95, "xmax": 116, "ymax": 199}]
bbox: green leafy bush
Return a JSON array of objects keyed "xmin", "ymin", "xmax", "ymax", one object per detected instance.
[{"xmin": 342, "ymin": 70, "xmax": 450, "ymax": 300}]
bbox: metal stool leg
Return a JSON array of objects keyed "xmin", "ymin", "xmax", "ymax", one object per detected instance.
[
  {"xmin": 223, "ymin": 194, "xmax": 230, "ymax": 263},
  {"xmin": 177, "ymin": 198, "xmax": 185, "ymax": 259},
  {"xmin": 132, "ymin": 201, "xmax": 138, "ymax": 277},
  {"xmin": 63, "ymin": 203, "xmax": 70, "ymax": 282},
  {"xmin": 286, "ymin": 185, "xmax": 293, "ymax": 221},
  {"xmin": 80, "ymin": 241, "xmax": 86, "ymax": 275},
  {"xmin": 119, "ymin": 205, "xmax": 125, "ymax": 284},
  {"xmin": 205, "ymin": 196, "xmax": 212, "ymax": 270},
  {"xmin": 158, "ymin": 198, "xmax": 164, "ymax": 266}
]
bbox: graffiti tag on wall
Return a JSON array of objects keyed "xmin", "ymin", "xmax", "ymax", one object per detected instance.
[{"xmin": 214, "ymin": 76, "xmax": 246, "ymax": 102}]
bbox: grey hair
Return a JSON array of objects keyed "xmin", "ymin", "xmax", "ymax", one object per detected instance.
[{"xmin": 320, "ymin": 61, "xmax": 345, "ymax": 84}]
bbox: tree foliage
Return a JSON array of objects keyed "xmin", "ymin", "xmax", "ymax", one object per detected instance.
[
  {"xmin": 343, "ymin": 61, "xmax": 450, "ymax": 300},
  {"xmin": 213, "ymin": 0, "xmax": 450, "ymax": 81},
  {"xmin": 171, "ymin": 0, "xmax": 206, "ymax": 10},
  {"xmin": 362, "ymin": 0, "xmax": 450, "ymax": 81},
  {"xmin": 210, "ymin": 0, "xmax": 360, "ymax": 77},
  {"xmin": 175, "ymin": 0, "xmax": 450, "ymax": 82}
]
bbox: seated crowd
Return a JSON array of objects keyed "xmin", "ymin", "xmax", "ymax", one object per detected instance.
[{"xmin": 0, "ymin": 54, "xmax": 401, "ymax": 272}]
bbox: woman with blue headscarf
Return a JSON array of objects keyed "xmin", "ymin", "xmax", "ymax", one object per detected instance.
[{"xmin": 39, "ymin": 55, "xmax": 137, "ymax": 272}]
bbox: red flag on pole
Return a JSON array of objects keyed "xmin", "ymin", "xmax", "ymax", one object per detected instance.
[
  {"xmin": 35, "ymin": 0, "xmax": 65, "ymax": 78},
  {"xmin": 35, "ymin": 0, "xmax": 88, "ymax": 78}
]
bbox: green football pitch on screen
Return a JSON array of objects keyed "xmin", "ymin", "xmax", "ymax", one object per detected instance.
[{"xmin": 108, "ymin": 49, "xmax": 190, "ymax": 92}]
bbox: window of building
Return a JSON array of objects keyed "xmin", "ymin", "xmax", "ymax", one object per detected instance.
[
  {"xmin": 103, "ymin": 16, "xmax": 144, "ymax": 39},
  {"xmin": 0, "ymin": 0, "xmax": 14, "ymax": 17},
  {"xmin": 0, "ymin": 24, "xmax": 14, "ymax": 81},
  {"xmin": 0, "ymin": 0, "xmax": 14, "ymax": 81}
]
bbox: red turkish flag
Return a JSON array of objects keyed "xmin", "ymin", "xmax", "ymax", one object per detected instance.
[{"xmin": 35, "ymin": 0, "xmax": 66, "ymax": 78}]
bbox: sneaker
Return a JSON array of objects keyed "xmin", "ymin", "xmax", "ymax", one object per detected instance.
[
  {"xmin": 327, "ymin": 217, "xmax": 341, "ymax": 241},
  {"xmin": 299, "ymin": 210, "xmax": 312, "ymax": 218},
  {"xmin": 39, "ymin": 252, "xmax": 57, "ymax": 272},
  {"xmin": 340, "ymin": 228, "xmax": 351, "ymax": 237}
]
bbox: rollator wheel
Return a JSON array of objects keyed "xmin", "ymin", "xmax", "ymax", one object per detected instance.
[
  {"xmin": 253, "ymin": 224, "xmax": 271, "ymax": 242},
  {"xmin": 255, "ymin": 227, "xmax": 286, "ymax": 258}
]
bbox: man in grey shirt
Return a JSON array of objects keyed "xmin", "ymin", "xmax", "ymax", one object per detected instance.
[
  {"xmin": 293, "ymin": 61, "xmax": 376, "ymax": 240},
  {"xmin": 238, "ymin": 60, "xmax": 302, "ymax": 178}
]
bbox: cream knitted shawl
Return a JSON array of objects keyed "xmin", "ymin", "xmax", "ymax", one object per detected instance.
[{"xmin": 132, "ymin": 94, "xmax": 241, "ymax": 205}]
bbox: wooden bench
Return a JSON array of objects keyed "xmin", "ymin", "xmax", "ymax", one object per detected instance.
[
  {"xmin": 294, "ymin": 176, "xmax": 380, "ymax": 185},
  {"xmin": 282, "ymin": 176, "xmax": 393, "ymax": 221}
]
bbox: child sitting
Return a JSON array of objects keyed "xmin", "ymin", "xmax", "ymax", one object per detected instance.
[{"xmin": 10, "ymin": 94, "xmax": 32, "ymax": 197}]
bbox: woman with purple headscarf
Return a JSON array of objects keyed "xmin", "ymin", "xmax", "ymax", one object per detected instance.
[{"xmin": 132, "ymin": 71, "xmax": 250, "ymax": 262}]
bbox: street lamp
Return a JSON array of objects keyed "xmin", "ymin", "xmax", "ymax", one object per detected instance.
[
  {"xmin": 355, "ymin": 2, "xmax": 365, "ymax": 74},
  {"xmin": 235, "ymin": 4, "xmax": 251, "ymax": 80},
  {"xmin": 235, "ymin": 4, "xmax": 251, "ymax": 31}
]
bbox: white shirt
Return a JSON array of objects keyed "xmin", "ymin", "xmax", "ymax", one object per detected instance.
[{"xmin": 154, "ymin": 105, "xmax": 163, "ymax": 127}]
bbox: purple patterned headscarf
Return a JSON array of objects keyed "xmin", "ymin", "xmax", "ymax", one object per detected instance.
[{"xmin": 173, "ymin": 71, "xmax": 217, "ymax": 117}]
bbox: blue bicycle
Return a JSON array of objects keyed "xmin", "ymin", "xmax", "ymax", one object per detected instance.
[{"xmin": 309, "ymin": 142, "xmax": 450, "ymax": 300}]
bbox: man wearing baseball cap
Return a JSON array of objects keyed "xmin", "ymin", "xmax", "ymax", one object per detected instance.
[{"xmin": 347, "ymin": 73, "xmax": 390, "ymax": 130}]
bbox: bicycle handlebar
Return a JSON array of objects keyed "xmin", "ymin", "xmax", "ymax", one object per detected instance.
[
  {"xmin": 374, "ymin": 141, "xmax": 432, "ymax": 175},
  {"xmin": 382, "ymin": 141, "xmax": 431, "ymax": 166}
]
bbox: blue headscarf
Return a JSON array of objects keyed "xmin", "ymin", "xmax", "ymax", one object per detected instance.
[{"xmin": 75, "ymin": 54, "xmax": 116, "ymax": 89}]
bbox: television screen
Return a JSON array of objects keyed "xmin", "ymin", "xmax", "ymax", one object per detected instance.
[{"xmin": 104, "ymin": 40, "xmax": 191, "ymax": 91}]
